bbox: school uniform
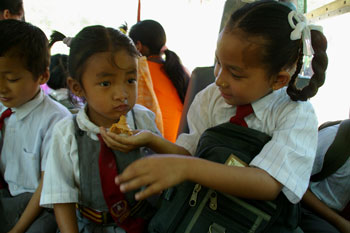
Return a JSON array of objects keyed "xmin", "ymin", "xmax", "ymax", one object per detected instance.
[
  {"xmin": 310, "ymin": 124, "xmax": 350, "ymax": 211},
  {"xmin": 40, "ymin": 104, "xmax": 160, "ymax": 232},
  {"xmin": 48, "ymin": 88, "xmax": 75, "ymax": 110},
  {"xmin": 0, "ymin": 89, "xmax": 71, "ymax": 233},
  {"xmin": 300, "ymin": 124, "xmax": 350, "ymax": 233},
  {"xmin": 176, "ymin": 83, "xmax": 319, "ymax": 204}
]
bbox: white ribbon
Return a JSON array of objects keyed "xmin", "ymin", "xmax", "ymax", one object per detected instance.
[
  {"xmin": 288, "ymin": 11, "xmax": 323, "ymax": 56},
  {"xmin": 62, "ymin": 37, "xmax": 73, "ymax": 47}
]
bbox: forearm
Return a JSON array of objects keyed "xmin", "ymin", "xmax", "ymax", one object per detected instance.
[
  {"xmin": 10, "ymin": 172, "xmax": 45, "ymax": 233},
  {"xmin": 185, "ymin": 157, "xmax": 282, "ymax": 200},
  {"xmin": 147, "ymin": 132, "xmax": 190, "ymax": 155},
  {"xmin": 54, "ymin": 203, "xmax": 79, "ymax": 233},
  {"xmin": 302, "ymin": 189, "xmax": 348, "ymax": 230}
]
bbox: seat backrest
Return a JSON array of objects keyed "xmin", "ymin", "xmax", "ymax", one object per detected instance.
[
  {"xmin": 311, "ymin": 119, "xmax": 350, "ymax": 182},
  {"xmin": 177, "ymin": 66, "xmax": 215, "ymax": 136}
]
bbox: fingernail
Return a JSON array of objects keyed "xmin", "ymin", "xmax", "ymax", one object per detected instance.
[
  {"xmin": 120, "ymin": 184, "xmax": 125, "ymax": 192},
  {"xmin": 135, "ymin": 193, "xmax": 140, "ymax": 200},
  {"xmin": 115, "ymin": 177, "xmax": 119, "ymax": 184}
]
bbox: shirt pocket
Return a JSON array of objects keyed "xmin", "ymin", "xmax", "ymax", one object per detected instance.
[{"xmin": 17, "ymin": 148, "xmax": 40, "ymax": 189}]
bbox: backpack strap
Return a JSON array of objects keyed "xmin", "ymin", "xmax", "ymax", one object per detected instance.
[{"xmin": 311, "ymin": 119, "xmax": 350, "ymax": 182}]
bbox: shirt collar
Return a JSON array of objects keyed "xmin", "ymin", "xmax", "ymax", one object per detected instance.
[
  {"xmin": 252, "ymin": 88, "xmax": 285, "ymax": 121},
  {"xmin": 77, "ymin": 105, "xmax": 100, "ymax": 135},
  {"xmin": 49, "ymin": 88, "xmax": 69, "ymax": 101},
  {"xmin": 220, "ymin": 87, "xmax": 285, "ymax": 121},
  {"xmin": 12, "ymin": 89, "xmax": 44, "ymax": 121}
]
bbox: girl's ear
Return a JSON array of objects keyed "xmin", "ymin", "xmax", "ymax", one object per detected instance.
[
  {"xmin": 2, "ymin": 9, "xmax": 11, "ymax": 19},
  {"xmin": 38, "ymin": 68, "xmax": 50, "ymax": 85},
  {"xmin": 67, "ymin": 77, "xmax": 84, "ymax": 97},
  {"xmin": 136, "ymin": 41, "xmax": 150, "ymax": 57},
  {"xmin": 272, "ymin": 71, "xmax": 291, "ymax": 91},
  {"xmin": 135, "ymin": 41, "xmax": 143, "ymax": 53}
]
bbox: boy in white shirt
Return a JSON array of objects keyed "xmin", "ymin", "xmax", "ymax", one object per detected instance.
[{"xmin": 0, "ymin": 19, "xmax": 71, "ymax": 233}]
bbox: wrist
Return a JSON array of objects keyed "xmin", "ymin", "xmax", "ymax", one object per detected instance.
[
  {"xmin": 182, "ymin": 156, "xmax": 195, "ymax": 181},
  {"xmin": 145, "ymin": 131, "xmax": 159, "ymax": 148}
]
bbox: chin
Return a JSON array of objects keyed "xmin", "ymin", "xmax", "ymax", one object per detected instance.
[{"xmin": 223, "ymin": 98, "xmax": 236, "ymax": 106}]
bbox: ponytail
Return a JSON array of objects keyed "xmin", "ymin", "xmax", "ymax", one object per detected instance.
[
  {"xmin": 49, "ymin": 30, "xmax": 73, "ymax": 48},
  {"xmin": 287, "ymin": 30, "xmax": 328, "ymax": 101},
  {"xmin": 49, "ymin": 30, "xmax": 65, "ymax": 48},
  {"xmin": 163, "ymin": 49, "xmax": 190, "ymax": 103}
]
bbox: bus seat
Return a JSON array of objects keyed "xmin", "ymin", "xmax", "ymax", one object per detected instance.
[{"xmin": 177, "ymin": 66, "xmax": 215, "ymax": 136}]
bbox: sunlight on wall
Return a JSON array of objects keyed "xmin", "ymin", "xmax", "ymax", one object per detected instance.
[{"xmin": 24, "ymin": 0, "xmax": 225, "ymax": 73}]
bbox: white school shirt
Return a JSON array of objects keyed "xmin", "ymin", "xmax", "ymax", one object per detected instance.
[
  {"xmin": 0, "ymin": 90, "xmax": 71, "ymax": 196},
  {"xmin": 48, "ymin": 88, "xmax": 69, "ymax": 101},
  {"xmin": 310, "ymin": 124, "xmax": 350, "ymax": 211},
  {"xmin": 40, "ymin": 104, "xmax": 160, "ymax": 208},
  {"xmin": 176, "ymin": 83, "xmax": 318, "ymax": 204}
]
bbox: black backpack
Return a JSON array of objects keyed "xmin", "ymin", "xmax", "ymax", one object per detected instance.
[{"xmin": 148, "ymin": 123, "xmax": 299, "ymax": 233}]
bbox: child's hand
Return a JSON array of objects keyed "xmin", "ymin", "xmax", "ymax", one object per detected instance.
[
  {"xmin": 115, "ymin": 155, "xmax": 189, "ymax": 200},
  {"xmin": 99, "ymin": 127, "xmax": 152, "ymax": 153}
]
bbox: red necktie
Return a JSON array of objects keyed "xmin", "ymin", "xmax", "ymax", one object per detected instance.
[
  {"xmin": 0, "ymin": 108, "xmax": 13, "ymax": 189},
  {"xmin": 229, "ymin": 104, "xmax": 253, "ymax": 128},
  {"xmin": 97, "ymin": 134, "xmax": 145, "ymax": 233}
]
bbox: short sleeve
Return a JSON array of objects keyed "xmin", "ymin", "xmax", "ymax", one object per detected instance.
[
  {"xmin": 250, "ymin": 101, "xmax": 318, "ymax": 203},
  {"xmin": 40, "ymin": 117, "xmax": 80, "ymax": 208}
]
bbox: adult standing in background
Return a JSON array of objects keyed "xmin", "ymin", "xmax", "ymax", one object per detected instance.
[
  {"xmin": 0, "ymin": 0, "xmax": 24, "ymax": 21},
  {"xmin": 129, "ymin": 19, "xmax": 190, "ymax": 143}
]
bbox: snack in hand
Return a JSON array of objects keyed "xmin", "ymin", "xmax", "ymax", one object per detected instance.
[{"xmin": 110, "ymin": 115, "xmax": 133, "ymax": 136}]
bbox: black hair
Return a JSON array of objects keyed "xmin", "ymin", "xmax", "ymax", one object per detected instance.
[
  {"xmin": 129, "ymin": 19, "xmax": 189, "ymax": 103},
  {"xmin": 50, "ymin": 26, "xmax": 139, "ymax": 105},
  {"xmin": 225, "ymin": 0, "xmax": 328, "ymax": 101},
  {"xmin": 47, "ymin": 54, "xmax": 69, "ymax": 90},
  {"xmin": 0, "ymin": 19, "xmax": 50, "ymax": 79},
  {"xmin": 0, "ymin": 0, "xmax": 23, "ymax": 16}
]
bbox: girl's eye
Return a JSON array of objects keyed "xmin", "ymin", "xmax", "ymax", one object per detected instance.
[
  {"xmin": 231, "ymin": 73, "xmax": 244, "ymax": 79},
  {"xmin": 99, "ymin": 81, "xmax": 111, "ymax": 87},
  {"xmin": 128, "ymin": 78, "xmax": 137, "ymax": 84}
]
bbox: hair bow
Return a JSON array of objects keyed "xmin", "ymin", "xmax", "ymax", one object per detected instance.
[{"xmin": 288, "ymin": 11, "xmax": 323, "ymax": 56}]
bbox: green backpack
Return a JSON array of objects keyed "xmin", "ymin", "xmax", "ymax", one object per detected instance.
[{"xmin": 148, "ymin": 123, "xmax": 299, "ymax": 233}]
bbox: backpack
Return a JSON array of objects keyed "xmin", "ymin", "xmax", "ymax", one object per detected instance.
[
  {"xmin": 311, "ymin": 119, "xmax": 350, "ymax": 220},
  {"xmin": 148, "ymin": 123, "xmax": 299, "ymax": 233}
]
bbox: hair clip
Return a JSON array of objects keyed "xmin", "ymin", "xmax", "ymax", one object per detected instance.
[{"xmin": 63, "ymin": 37, "xmax": 73, "ymax": 47}]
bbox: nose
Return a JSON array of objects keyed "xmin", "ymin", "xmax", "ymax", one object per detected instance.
[
  {"xmin": 0, "ymin": 78, "xmax": 9, "ymax": 94},
  {"xmin": 112, "ymin": 84, "xmax": 128, "ymax": 102},
  {"xmin": 215, "ymin": 66, "xmax": 228, "ymax": 88}
]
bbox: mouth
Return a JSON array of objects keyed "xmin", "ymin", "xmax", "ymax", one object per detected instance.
[
  {"xmin": 220, "ymin": 91, "xmax": 232, "ymax": 100},
  {"xmin": 114, "ymin": 104, "xmax": 129, "ymax": 112},
  {"xmin": 0, "ymin": 96, "xmax": 11, "ymax": 102}
]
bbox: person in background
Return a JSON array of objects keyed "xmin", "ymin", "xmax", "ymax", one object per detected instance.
[
  {"xmin": 300, "ymin": 120, "xmax": 350, "ymax": 233},
  {"xmin": 129, "ymin": 19, "xmax": 190, "ymax": 143},
  {"xmin": 0, "ymin": 0, "xmax": 24, "ymax": 21},
  {"xmin": 40, "ymin": 25, "xmax": 160, "ymax": 233},
  {"xmin": 0, "ymin": 19, "xmax": 70, "ymax": 233},
  {"xmin": 46, "ymin": 53, "xmax": 76, "ymax": 111}
]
